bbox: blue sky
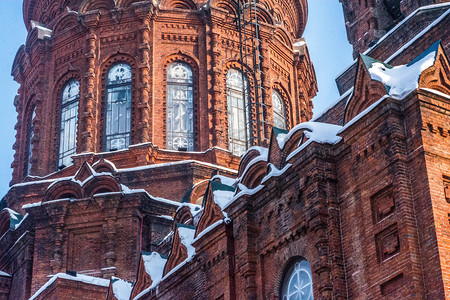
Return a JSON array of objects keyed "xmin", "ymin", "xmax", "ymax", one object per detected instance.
[{"xmin": 0, "ymin": 0, "xmax": 352, "ymax": 197}]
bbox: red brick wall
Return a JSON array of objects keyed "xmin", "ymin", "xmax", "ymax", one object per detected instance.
[{"xmin": 11, "ymin": 0, "xmax": 315, "ymax": 185}]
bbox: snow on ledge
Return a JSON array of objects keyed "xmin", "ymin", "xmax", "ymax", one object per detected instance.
[
  {"xmin": 276, "ymin": 122, "xmax": 343, "ymax": 150},
  {"xmin": 142, "ymin": 252, "xmax": 167, "ymax": 288},
  {"xmin": 29, "ymin": 273, "xmax": 109, "ymax": 300},
  {"xmin": 111, "ymin": 277, "xmax": 133, "ymax": 300},
  {"xmin": 368, "ymin": 51, "xmax": 437, "ymax": 99},
  {"xmin": 0, "ymin": 271, "xmax": 11, "ymax": 277},
  {"xmin": 420, "ymin": 88, "xmax": 450, "ymax": 100}
]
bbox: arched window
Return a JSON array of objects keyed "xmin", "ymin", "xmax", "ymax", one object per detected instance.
[
  {"xmin": 105, "ymin": 63, "xmax": 132, "ymax": 151},
  {"xmin": 272, "ymin": 90, "xmax": 287, "ymax": 130},
  {"xmin": 226, "ymin": 69, "xmax": 249, "ymax": 156},
  {"xmin": 280, "ymin": 259, "xmax": 314, "ymax": 300},
  {"xmin": 166, "ymin": 62, "xmax": 194, "ymax": 151},
  {"xmin": 58, "ymin": 79, "xmax": 79, "ymax": 168},
  {"xmin": 26, "ymin": 106, "xmax": 37, "ymax": 176}
]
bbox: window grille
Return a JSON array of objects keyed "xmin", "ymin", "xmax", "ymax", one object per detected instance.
[{"xmin": 105, "ymin": 63, "xmax": 132, "ymax": 151}]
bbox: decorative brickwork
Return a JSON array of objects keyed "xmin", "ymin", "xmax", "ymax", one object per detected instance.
[{"xmin": 1, "ymin": 0, "xmax": 450, "ymax": 300}]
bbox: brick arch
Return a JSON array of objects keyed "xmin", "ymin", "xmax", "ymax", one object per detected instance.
[
  {"xmin": 45, "ymin": 180, "xmax": 83, "ymax": 201},
  {"xmin": 240, "ymin": 160, "xmax": 267, "ymax": 189},
  {"xmin": 161, "ymin": 0, "xmax": 198, "ymax": 10},
  {"xmin": 173, "ymin": 205, "xmax": 194, "ymax": 226},
  {"xmin": 189, "ymin": 180, "xmax": 209, "ymax": 205},
  {"xmin": 62, "ymin": 0, "xmax": 83, "ymax": 11},
  {"xmin": 82, "ymin": 176, "xmax": 121, "ymax": 198},
  {"xmin": 80, "ymin": 0, "xmax": 116, "ymax": 13},
  {"xmin": 41, "ymin": 1, "xmax": 61, "ymax": 25},
  {"xmin": 282, "ymin": 128, "xmax": 308, "ymax": 156},
  {"xmin": 51, "ymin": 71, "xmax": 82, "ymax": 171},
  {"xmin": 52, "ymin": 12, "xmax": 80, "ymax": 34},
  {"xmin": 117, "ymin": 0, "xmax": 141, "ymax": 7},
  {"xmin": 252, "ymin": 4, "xmax": 274, "ymax": 25},
  {"xmin": 272, "ymin": 82, "xmax": 292, "ymax": 130},
  {"xmin": 210, "ymin": 0, "xmax": 238, "ymax": 15},
  {"xmin": 274, "ymin": 27, "xmax": 293, "ymax": 49},
  {"xmin": 237, "ymin": 147, "xmax": 262, "ymax": 177},
  {"xmin": 161, "ymin": 53, "xmax": 200, "ymax": 151},
  {"xmin": 99, "ymin": 53, "xmax": 138, "ymax": 151}
]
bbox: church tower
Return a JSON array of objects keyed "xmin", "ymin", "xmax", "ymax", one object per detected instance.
[
  {"xmin": 9, "ymin": 0, "xmax": 317, "ymax": 189},
  {"xmin": 339, "ymin": 0, "xmax": 449, "ymax": 58}
]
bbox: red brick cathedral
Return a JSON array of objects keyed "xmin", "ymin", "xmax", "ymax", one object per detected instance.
[{"xmin": 1, "ymin": 0, "xmax": 449, "ymax": 298}]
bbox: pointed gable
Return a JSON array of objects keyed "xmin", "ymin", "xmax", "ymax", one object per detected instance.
[
  {"xmin": 268, "ymin": 127, "xmax": 288, "ymax": 169},
  {"xmin": 344, "ymin": 55, "xmax": 388, "ymax": 124},
  {"xmin": 163, "ymin": 224, "xmax": 195, "ymax": 276},
  {"xmin": 130, "ymin": 252, "xmax": 167, "ymax": 299},
  {"xmin": 106, "ymin": 277, "xmax": 133, "ymax": 300},
  {"xmin": 74, "ymin": 161, "xmax": 96, "ymax": 182},
  {"xmin": 418, "ymin": 41, "xmax": 450, "ymax": 94},
  {"xmin": 195, "ymin": 181, "xmax": 230, "ymax": 236}
]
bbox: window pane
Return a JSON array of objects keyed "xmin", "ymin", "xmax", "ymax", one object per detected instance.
[
  {"xmin": 273, "ymin": 90, "xmax": 286, "ymax": 130},
  {"xmin": 166, "ymin": 62, "xmax": 194, "ymax": 151},
  {"xmin": 227, "ymin": 69, "xmax": 249, "ymax": 156},
  {"xmin": 59, "ymin": 79, "xmax": 79, "ymax": 167},
  {"xmin": 105, "ymin": 64, "xmax": 132, "ymax": 151},
  {"xmin": 281, "ymin": 259, "xmax": 314, "ymax": 300},
  {"xmin": 26, "ymin": 106, "xmax": 37, "ymax": 175}
]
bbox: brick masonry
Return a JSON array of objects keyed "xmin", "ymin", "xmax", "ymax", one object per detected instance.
[{"xmin": 1, "ymin": 0, "xmax": 450, "ymax": 300}]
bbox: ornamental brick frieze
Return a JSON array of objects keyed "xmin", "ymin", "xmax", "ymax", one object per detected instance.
[
  {"xmin": 100, "ymin": 32, "xmax": 138, "ymax": 44},
  {"xmin": 161, "ymin": 33, "xmax": 199, "ymax": 43},
  {"xmin": 54, "ymin": 48, "xmax": 84, "ymax": 69}
]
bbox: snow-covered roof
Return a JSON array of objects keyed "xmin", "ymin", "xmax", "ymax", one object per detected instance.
[
  {"xmin": 2, "ymin": 208, "xmax": 24, "ymax": 230},
  {"xmin": 211, "ymin": 181, "xmax": 235, "ymax": 210},
  {"xmin": 275, "ymin": 122, "xmax": 342, "ymax": 150},
  {"xmin": 177, "ymin": 224, "xmax": 196, "ymax": 260},
  {"xmin": 29, "ymin": 273, "xmax": 109, "ymax": 300},
  {"xmin": 364, "ymin": 41, "xmax": 439, "ymax": 99},
  {"xmin": 110, "ymin": 276, "xmax": 133, "ymax": 300},
  {"xmin": 142, "ymin": 251, "xmax": 167, "ymax": 288}
]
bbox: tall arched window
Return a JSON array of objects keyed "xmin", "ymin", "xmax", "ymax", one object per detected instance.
[
  {"xmin": 58, "ymin": 79, "xmax": 79, "ymax": 168},
  {"xmin": 226, "ymin": 69, "xmax": 249, "ymax": 156},
  {"xmin": 166, "ymin": 62, "xmax": 194, "ymax": 151},
  {"xmin": 105, "ymin": 63, "xmax": 132, "ymax": 151},
  {"xmin": 272, "ymin": 90, "xmax": 287, "ymax": 130},
  {"xmin": 280, "ymin": 259, "xmax": 314, "ymax": 300},
  {"xmin": 26, "ymin": 106, "xmax": 36, "ymax": 176}
]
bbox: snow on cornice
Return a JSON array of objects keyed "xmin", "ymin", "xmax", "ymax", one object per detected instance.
[
  {"xmin": 29, "ymin": 273, "xmax": 109, "ymax": 300},
  {"xmin": 30, "ymin": 20, "xmax": 52, "ymax": 39}
]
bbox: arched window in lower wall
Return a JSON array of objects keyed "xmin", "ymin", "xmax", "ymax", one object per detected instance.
[{"xmin": 280, "ymin": 258, "xmax": 314, "ymax": 300}]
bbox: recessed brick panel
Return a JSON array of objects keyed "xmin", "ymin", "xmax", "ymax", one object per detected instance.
[{"xmin": 376, "ymin": 223, "xmax": 400, "ymax": 262}]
